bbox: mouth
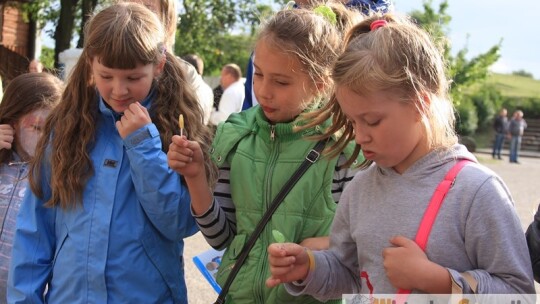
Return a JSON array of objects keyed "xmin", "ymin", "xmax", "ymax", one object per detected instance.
[
  {"xmin": 111, "ymin": 98, "xmax": 131, "ymax": 104},
  {"xmin": 362, "ymin": 150, "xmax": 375, "ymax": 159},
  {"xmin": 260, "ymin": 105, "xmax": 275, "ymax": 113}
]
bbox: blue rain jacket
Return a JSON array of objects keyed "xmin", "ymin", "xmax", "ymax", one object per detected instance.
[{"xmin": 8, "ymin": 92, "xmax": 198, "ymax": 303}]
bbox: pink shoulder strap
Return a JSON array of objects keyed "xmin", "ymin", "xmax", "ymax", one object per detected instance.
[{"xmin": 396, "ymin": 159, "xmax": 473, "ymax": 299}]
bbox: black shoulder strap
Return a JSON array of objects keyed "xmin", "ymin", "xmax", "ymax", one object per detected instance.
[{"xmin": 214, "ymin": 139, "xmax": 326, "ymax": 304}]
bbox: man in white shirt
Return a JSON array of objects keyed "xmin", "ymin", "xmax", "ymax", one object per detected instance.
[
  {"xmin": 209, "ymin": 63, "xmax": 245, "ymax": 126},
  {"xmin": 181, "ymin": 54, "xmax": 214, "ymax": 125}
]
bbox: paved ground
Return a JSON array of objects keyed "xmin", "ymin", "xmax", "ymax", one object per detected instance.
[{"xmin": 183, "ymin": 152, "xmax": 540, "ymax": 303}]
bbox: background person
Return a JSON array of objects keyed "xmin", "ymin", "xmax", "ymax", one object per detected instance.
[
  {"xmin": 28, "ymin": 59, "xmax": 44, "ymax": 73},
  {"xmin": 209, "ymin": 63, "xmax": 245, "ymax": 127},
  {"xmin": 508, "ymin": 110, "xmax": 527, "ymax": 164},
  {"xmin": 491, "ymin": 108, "xmax": 508, "ymax": 160},
  {"xmin": 0, "ymin": 73, "xmax": 62, "ymax": 301},
  {"xmin": 181, "ymin": 54, "xmax": 214, "ymax": 125}
]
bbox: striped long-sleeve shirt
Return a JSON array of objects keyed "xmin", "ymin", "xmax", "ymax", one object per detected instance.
[{"xmin": 194, "ymin": 153, "xmax": 358, "ymax": 250}]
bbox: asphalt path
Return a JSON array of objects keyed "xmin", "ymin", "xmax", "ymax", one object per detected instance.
[{"xmin": 183, "ymin": 153, "xmax": 540, "ymax": 303}]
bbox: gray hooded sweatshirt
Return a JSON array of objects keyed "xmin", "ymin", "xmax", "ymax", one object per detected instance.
[{"xmin": 286, "ymin": 144, "xmax": 535, "ymax": 300}]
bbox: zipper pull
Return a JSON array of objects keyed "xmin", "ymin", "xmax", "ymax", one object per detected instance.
[{"xmin": 270, "ymin": 125, "xmax": 275, "ymax": 141}]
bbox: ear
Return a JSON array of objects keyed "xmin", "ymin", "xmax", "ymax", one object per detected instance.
[
  {"xmin": 154, "ymin": 56, "xmax": 166, "ymax": 77},
  {"xmin": 313, "ymin": 80, "xmax": 327, "ymax": 96},
  {"xmin": 415, "ymin": 93, "xmax": 431, "ymax": 121}
]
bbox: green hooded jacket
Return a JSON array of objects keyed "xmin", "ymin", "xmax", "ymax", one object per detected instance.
[{"xmin": 210, "ymin": 107, "xmax": 361, "ymax": 304}]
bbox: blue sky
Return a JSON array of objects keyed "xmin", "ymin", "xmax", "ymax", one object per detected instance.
[
  {"xmin": 43, "ymin": 0, "xmax": 539, "ymax": 79},
  {"xmin": 394, "ymin": 0, "xmax": 540, "ymax": 79}
]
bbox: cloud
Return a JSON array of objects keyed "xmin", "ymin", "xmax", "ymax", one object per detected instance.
[{"xmin": 490, "ymin": 59, "xmax": 511, "ymax": 74}]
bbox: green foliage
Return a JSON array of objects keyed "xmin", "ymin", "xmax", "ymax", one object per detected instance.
[
  {"xmin": 467, "ymin": 84, "xmax": 502, "ymax": 131},
  {"xmin": 455, "ymin": 98, "xmax": 478, "ymax": 136},
  {"xmin": 39, "ymin": 46, "xmax": 56, "ymax": 70},
  {"xmin": 20, "ymin": 0, "xmax": 59, "ymax": 26},
  {"xmin": 501, "ymin": 97, "xmax": 540, "ymax": 119},
  {"xmin": 409, "ymin": 0, "xmax": 501, "ymax": 135},
  {"xmin": 176, "ymin": 0, "xmax": 272, "ymax": 75},
  {"xmin": 512, "ymin": 70, "xmax": 534, "ymax": 78},
  {"xmin": 483, "ymin": 74, "xmax": 540, "ymax": 98}
]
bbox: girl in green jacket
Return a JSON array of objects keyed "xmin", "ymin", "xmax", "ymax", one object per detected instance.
[{"xmin": 168, "ymin": 2, "xmax": 363, "ymax": 303}]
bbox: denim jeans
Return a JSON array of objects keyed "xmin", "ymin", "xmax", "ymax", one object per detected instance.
[
  {"xmin": 491, "ymin": 133, "xmax": 505, "ymax": 158},
  {"xmin": 509, "ymin": 136, "xmax": 522, "ymax": 162}
]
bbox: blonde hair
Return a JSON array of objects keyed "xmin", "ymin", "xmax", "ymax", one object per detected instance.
[
  {"xmin": 304, "ymin": 13, "xmax": 457, "ymax": 166},
  {"xmin": 31, "ymin": 3, "xmax": 217, "ymax": 209},
  {"xmin": 257, "ymin": 1, "xmax": 362, "ymax": 101}
]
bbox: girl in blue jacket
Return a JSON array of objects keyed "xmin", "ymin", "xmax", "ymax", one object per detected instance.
[{"xmin": 8, "ymin": 3, "xmax": 217, "ymax": 304}]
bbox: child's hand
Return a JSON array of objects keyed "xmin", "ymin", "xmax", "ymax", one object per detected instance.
[
  {"xmin": 382, "ymin": 236, "xmax": 429, "ymax": 290},
  {"xmin": 167, "ymin": 135, "xmax": 205, "ymax": 179},
  {"xmin": 266, "ymin": 243, "xmax": 311, "ymax": 288},
  {"xmin": 299, "ymin": 236, "xmax": 329, "ymax": 251},
  {"xmin": 383, "ymin": 236, "xmax": 452, "ymax": 293},
  {"xmin": 115, "ymin": 102, "xmax": 151, "ymax": 139},
  {"xmin": 0, "ymin": 124, "xmax": 15, "ymax": 150}
]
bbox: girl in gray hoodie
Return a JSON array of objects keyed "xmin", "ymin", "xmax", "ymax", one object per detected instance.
[{"xmin": 265, "ymin": 13, "xmax": 536, "ymax": 302}]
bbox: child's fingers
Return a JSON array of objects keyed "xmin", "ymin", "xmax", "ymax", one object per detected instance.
[
  {"xmin": 0, "ymin": 141, "xmax": 12, "ymax": 150},
  {"xmin": 167, "ymin": 148, "xmax": 193, "ymax": 165},
  {"xmin": 265, "ymin": 277, "xmax": 282, "ymax": 288},
  {"xmin": 268, "ymin": 242, "xmax": 305, "ymax": 257},
  {"xmin": 388, "ymin": 235, "xmax": 414, "ymax": 248},
  {"xmin": 268, "ymin": 254, "xmax": 296, "ymax": 268}
]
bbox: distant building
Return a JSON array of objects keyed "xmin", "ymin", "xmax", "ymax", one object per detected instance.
[{"xmin": 0, "ymin": 0, "xmax": 39, "ymax": 86}]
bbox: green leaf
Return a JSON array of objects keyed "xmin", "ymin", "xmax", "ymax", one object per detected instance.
[{"xmin": 272, "ymin": 229, "xmax": 285, "ymax": 243}]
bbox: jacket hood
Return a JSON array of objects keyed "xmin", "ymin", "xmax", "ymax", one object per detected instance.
[{"xmin": 378, "ymin": 144, "xmax": 477, "ymax": 178}]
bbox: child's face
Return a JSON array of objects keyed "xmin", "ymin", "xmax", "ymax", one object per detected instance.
[
  {"xmin": 336, "ymin": 86, "xmax": 430, "ymax": 174},
  {"xmin": 253, "ymin": 40, "xmax": 319, "ymax": 124},
  {"xmin": 14, "ymin": 108, "xmax": 50, "ymax": 159},
  {"xmin": 92, "ymin": 57, "xmax": 161, "ymax": 113}
]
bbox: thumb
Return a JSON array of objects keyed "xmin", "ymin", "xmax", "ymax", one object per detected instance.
[
  {"xmin": 268, "ymin": 243, "xmax": 305, "ymax": 258},
  {"xmin": 389, "ymin": 235, "xmax": 415, "ymax": 248}
]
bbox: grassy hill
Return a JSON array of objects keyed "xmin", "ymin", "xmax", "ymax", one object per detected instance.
[{"xmin": 479, "ymin": 73, "xmax": 540, "ymax": 98}]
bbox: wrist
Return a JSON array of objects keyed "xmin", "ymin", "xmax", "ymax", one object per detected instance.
[
  {"xmin": 417, "ymin": 261, "xmax": 451, "ymax": 293},
  {"xmin": 295, "ymin": 248, "xmax": 316, "ymax": 285}
]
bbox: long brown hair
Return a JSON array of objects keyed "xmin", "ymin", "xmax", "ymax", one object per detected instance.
[
  {"xmin": 0, "ymin": 73, "xmax": 63, "ymax": 164},
  {"xmin": 30, "ymin": 3, "xmax": 217, "ymax": 209}
]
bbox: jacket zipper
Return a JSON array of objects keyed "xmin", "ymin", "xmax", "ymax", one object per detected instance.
[
  {"xmin": 255, "ymin": 125, "xmax": 279, "ymax": 302},
  {"xmin": 270, "ymin": 125, "xmax": 275, "ymax": 141}
]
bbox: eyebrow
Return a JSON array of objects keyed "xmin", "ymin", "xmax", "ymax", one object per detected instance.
[{"xmin": 253, "ymin": 63, "xmax": 293, "ymax": 79}]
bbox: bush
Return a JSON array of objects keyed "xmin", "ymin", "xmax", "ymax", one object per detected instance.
[
  {"xmin": 455, "ymin": 98, "xmax": 478, "ymax": 136},
  {"xmin": 502, "ymin": 97, "xmax": 540, "ymax": 119}
]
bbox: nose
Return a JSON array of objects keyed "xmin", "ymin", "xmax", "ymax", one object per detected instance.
[
  {"xmin": 354, "ymin": 126, "xmax": 371, "ymax": 145},
  {"xmin": 255, "ymin": 79, "xmax": 272, "ymax": 101},
  {"xmin": 112, "ymin": 79, "xmax": 128, "ymax": 97}
]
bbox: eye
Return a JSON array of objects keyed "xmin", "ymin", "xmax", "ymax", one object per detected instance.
[
  {"xmin": 128, "ymin": 77, "xmax": 141, "ymax": 81},
  {"xmin": 100, "ymin": 75, "xmax": 112, "ymax": 80},
  {"xmin": 366, "ymin": 120, "xmax": 380, "ymax": 127},
  {"xmin": 253, "ymin": 72, "xmax": 263, "ymax": 78},
  {"xmin": 275, "ymin": 80, "xmax": 289, "ymax": 86}
]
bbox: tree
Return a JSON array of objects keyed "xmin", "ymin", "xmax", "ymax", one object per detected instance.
[
  {"xmin": 54, "ymin": 0, "xmax": 79, "ymax": 68},
  {"xmin": 176, "ymin": 0, "xmax": 273, "ymax": 75},
  {"xmin": 512, "ymin": 70, "xmax": 534, "ymax": 78},
  {"xmin": 409, "ymin": 0, "xmax": 501, "ymax": 135}
]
